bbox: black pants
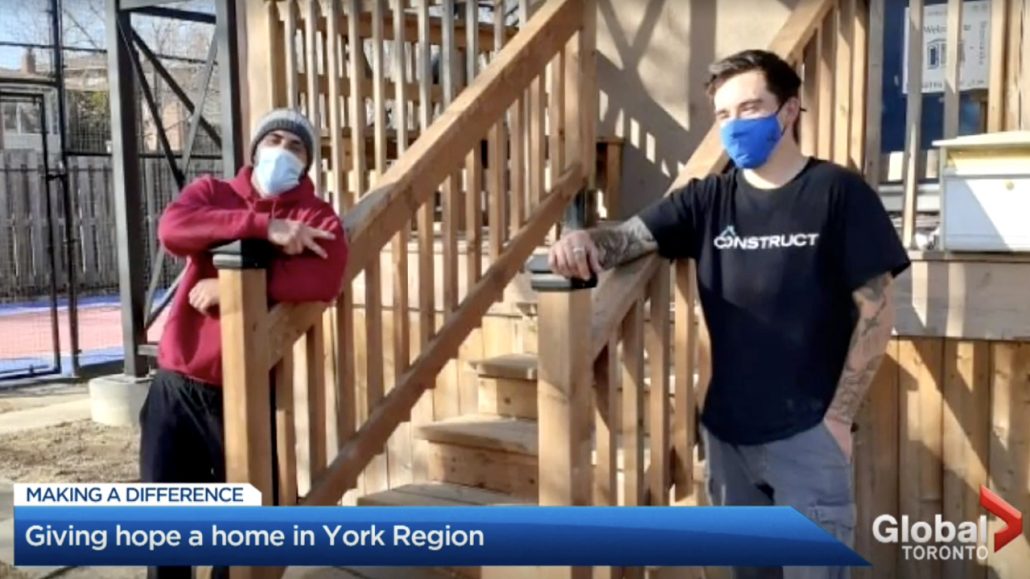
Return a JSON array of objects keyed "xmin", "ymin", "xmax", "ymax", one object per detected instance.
[{"xmin": 139, "ymin": 370, "xmax": 228, "ymax": 579}]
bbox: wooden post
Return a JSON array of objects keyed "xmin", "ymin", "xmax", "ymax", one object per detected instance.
[
  {"xmin": 530, "ymin": 256, "xmax": 594, "ymax": 579},
  {"xmin": 213, "ymin": 239, "xmax": 275, "ymax": 579}
]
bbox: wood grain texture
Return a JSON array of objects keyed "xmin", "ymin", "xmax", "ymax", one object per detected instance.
[
  {"xmin": 645, "ymin": 264, "xmax": 671, "ymax": 506},
  {"xmin": 898, "ymin": 337, "xmax": 943, "ymax": 579},
  {"xmin": 537, "ymin": 288, "xmax": 593, "ymax": 506},
  {"xmin": 621, "ymin": 299, "xmax": 645, "ymax": 507},
  {"xmin": 941, "ymin": 340, "xmax": 990, "ymax": 579},
  {"xmin": 988, "ymin": 341, "xmax": 1030, "ymax": 577},
  {"xmin": 853, "ymin": 338, "xmax": 899, "ymax": 579},
  {"xmin": 219, "ymin": 268, "xmax": 274, "ymax": 505}
]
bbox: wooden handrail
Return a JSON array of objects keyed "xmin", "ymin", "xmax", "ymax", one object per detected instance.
[
  {"xmin": 224, "ymin": 1, "xmax": 592, "ymax": 575},
  {"xmin": 304, "ymin": 163, "xmax": 585, "ymax": 506},
  {"xmin": 261, "ymin": 0, "xmax": 587, "ymax": 371}
]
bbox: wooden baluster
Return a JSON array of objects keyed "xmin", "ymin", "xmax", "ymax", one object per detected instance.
[
  {"xmin": 214, "ymin": 240, "xmax": 274, "ymax": 515},
  {"xmin": 592, "ymin": 339, "xmax": 620, "ymax": 579},
  {"xmin": 850, "ymin": 0, "xmax": 868, "ymax": 173},
  {"xmin": 248, "ymin": 0, "xmax": 287, "ymax": 125},
  {"xmin": 304, "ymin": 0, "xmax": 323, "ymax": 192},
  {"xmin": 800, "ymin": 37, "xmax": 819, "ymax": 157},
  {"xmin": 509, "ymin": 0, "xmax": 527, "ymax": 236},
  {"xmin": 365, "ymin": 258, "xmax": 389, "ymax": 492},
  {"xmin": 487, "ymin": 2, "xmax": 508, "ymax": 258},
  {"xmin": 348, "ymin": 0, "xmax": 369, "ymax": 198},
  {"xmin": 412, "ymin": 2, "xmax": 432, "ymax": 447},
  {"xmin": 864, "ymin": 0, "xmax": 886, "ymax": 183},
  {"xmin": 284, "ymin": 0, "xmax": 301, "ymax": 109},
  {"xmin": 487, "ymin": 116, "xmax": 506, "ymax": 260},
  {"xmin": 621, "ymin": 299, "xmax": 645, "ymax": 508},
  {"xmin": 645, "ymin": 263, "xmax": 670, "ymax": 506},
  {"xmin": 302, "ymin": 323, "xmax": 327, "ymax": 481},
  {"xmin": 327, "ymin": 0, "xmax": 348, "ymax": 210},
  {"xmin": 532, "ymin": 261, "xmax": 593, "ymax": 579},
  {"xmin": 529, "ymin": 69, "xmax": 545, "ymax": 212},
  {"xmin": 367, "ymin": 2, "xmax": 390, "ymax": 492},
  {"xmin": 901, "ymin": 0, "xmax": 923, "ymax": 248},
  {"xmin": 942, "ymin": 0, "xmax": 962, "ymax": 140},
  {"xmin": 465, "ymin": 0, "xmax": 483, "ymax": 285},
  {"xmin": 416, "ymin": 0, "xmax": 436, "ymax": 348},
  {"xmin": 336, "ymin": 292, "xmax": 356, "ymax": 465},
  {"xmin": 816, "ymin": 14, "xmax": 834, "ymax": 161},
  {"xmin": 390, "ymin": 0, "xmax": 413, "ymax": 437},
  {"xmin": 372, "ymin": 0, "xmax": 388, "ymax": 176},
  {"xmin": 593, "ymin": 338, "xmax": 619, "ymax": 507},
  {"xmin": 833, "ymin": 0, "xmax": 853, "ymax": 167},
  {"xmin": 548, "ymin": 47, "xmax": 565, "ymax": 181},
  {"xmin": 672, "ymin": 260, "xmax": 697, "ymax": 503},
  {"xmin": 986, "ymin": 0, "xmax": 1007, "ymax": 132},
  {"xmin": 442, "ymin": 0, "xmax": 460, "ymax": 314},
  {"xmin": 579, "ymin": 0, "xmax": 597, "ymax": 188},
  {"xmin": 621, "ymin": 298, "xmax": 645, "ymax": 579},
  {"xmin": 388, "ymin": 0, "xmax": 414, "ymax": 490},
  {"xmin": 274, "ymin": 349, "xmax": 298, "ymax": 506}
]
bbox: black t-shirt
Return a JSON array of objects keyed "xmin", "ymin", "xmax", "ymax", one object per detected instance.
[{"xmin": 638, "ymin": 158, "xmax": 910, "ymax": 445}]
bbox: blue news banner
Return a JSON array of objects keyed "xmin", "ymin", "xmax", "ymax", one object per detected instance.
[{"xmin": 14, "ymin": 484, "xmax": 868, "ymax": 567}]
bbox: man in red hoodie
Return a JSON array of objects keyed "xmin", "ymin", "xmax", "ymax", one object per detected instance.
[{"xmin": 140, "ymin": 109, "xmax": 347, "ymax": 569}]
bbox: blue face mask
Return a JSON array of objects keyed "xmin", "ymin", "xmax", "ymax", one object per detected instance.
[
  {"xmin": 719, "ymin": 109, "xmax": 785, "ymax": 169},
  {"xmin": 254, "ymin": 146, "xmax": 303, "ymax": 197}
]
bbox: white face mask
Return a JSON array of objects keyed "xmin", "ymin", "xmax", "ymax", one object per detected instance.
[{"xmin": 254, "ymin": 146, "xmax": 303, "ymax": 197}]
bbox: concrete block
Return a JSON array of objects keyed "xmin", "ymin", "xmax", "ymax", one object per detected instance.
[{"xmin": 88, "ymin": 374, "xmax": 152, "ymax": 427}]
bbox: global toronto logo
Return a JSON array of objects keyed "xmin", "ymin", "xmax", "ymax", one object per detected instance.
[
  {"xmin": 872, "ymin": 485, "xmax": 1023, "ymax": 561},
  {"xmin": 712, "ymin": 226, "xmax": 819, "ymax": 250}
]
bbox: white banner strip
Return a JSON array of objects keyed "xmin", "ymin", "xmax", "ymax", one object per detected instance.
[{"xmin": 14, "ymin": 484, "xmax": 262, "ymax": 507}]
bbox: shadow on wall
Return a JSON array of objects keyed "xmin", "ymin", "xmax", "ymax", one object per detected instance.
[{"xmin": 596, "ymin": 0, "xmax": 799, "ymax": 217}]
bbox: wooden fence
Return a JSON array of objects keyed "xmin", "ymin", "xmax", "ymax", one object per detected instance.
[{"xmin": 0, "ymin": 150, "xmax": 221, "ymax": 301}]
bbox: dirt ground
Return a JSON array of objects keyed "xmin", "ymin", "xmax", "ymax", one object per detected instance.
[
  {"xmin": 0, "ymin": 420, "xmax": 139, "ymax": 484},
  {"xmin": 0, "ymin": 380, "xmax": 138, "ymax": 483}
]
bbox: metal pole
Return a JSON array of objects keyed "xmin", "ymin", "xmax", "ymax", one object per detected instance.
[
  {"xmin": 215, "ymin": 0, "xmax": 244, "ymax": 175},
  {"xmin": 106, "ymin": 0, "xmax": 148, "ymax": 377},
  {"xmin": 36, "ymin": 94, "xmax": 63, "ymax": 375},
  {"xmin": 51, "ymin": 0, "xmax": 81, "ymax": 376}
]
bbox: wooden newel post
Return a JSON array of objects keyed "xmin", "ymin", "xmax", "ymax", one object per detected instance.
[
  {"xmin": 213, "ymin": 239, "xmax": 275, "ymax": 507},
  {"xmin": 527, "ymin": 254, "xmax": 596, "ymax": 510},
  {"xmin": 528, "ymin": 254, "xmax": 594, "ymax": 579}
]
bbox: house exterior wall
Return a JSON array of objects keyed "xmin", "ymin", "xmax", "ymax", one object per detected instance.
[{"xmin": 595, "ymin": 0, "xmax": 802, "ymax": 217}]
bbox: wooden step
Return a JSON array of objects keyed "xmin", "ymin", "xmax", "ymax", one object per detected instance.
[
  {"xmin": 357, "ymin": 482, "xmax": 530, "ymax": 507},
  {"xmin": 418, "ymin": 415, "xmax": 539, "ymax": 500},
  {"xmin": 473, "ymin": 354, "xmax": 538, "ymax": 419},
  {"xmin": 470, "ymin": 353, "xmax": 537, "ymax": 381},
  {"xmin": 417, "ymin": 414, "xmax": 538, "ymax": 455},
  {"xmin": 478, "ymin": 375, "xmax": 537, "ymax": 420}
]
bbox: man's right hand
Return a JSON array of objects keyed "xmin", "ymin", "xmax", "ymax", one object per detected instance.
[
  {"xmin": 268, "ymin": 219, "xmax": 336, "ymax": 258},
  {"xmin": 549, "ymin": 230, "xmax": 602, "ymax": 280}
]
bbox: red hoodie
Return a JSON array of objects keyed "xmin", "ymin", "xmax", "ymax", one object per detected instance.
[{"xmin": 157, "ymin": 166, "xmax": 348, "ymax": 386}]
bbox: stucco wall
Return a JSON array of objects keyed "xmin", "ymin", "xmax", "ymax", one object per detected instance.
[{"xmin": 596, "ymin": 0, "xmax": 803, "ymax": 217}]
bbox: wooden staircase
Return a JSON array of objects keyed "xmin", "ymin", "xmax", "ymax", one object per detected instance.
[
  {"xmin": 360, "ymin": 354, "xmax": 539, "ymax": 507},
  {"xmin": 220, "ymin": 0, "xmax": 862, "ymax": 577}
]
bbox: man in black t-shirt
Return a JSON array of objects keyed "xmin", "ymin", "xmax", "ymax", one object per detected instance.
[{"xmin": 549, "ymin": 50, "xmax": 909, "ymax": 579}]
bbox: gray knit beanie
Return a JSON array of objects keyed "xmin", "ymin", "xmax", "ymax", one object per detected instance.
[{"xmin": 250, "ymin": 108, "xmax": 316, "ymax": 171}]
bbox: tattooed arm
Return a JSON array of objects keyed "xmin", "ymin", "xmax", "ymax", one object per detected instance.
[
  {"xmin": 548, "ymin": 217, "xmax": 659, "ymax": 280},
  {"xmin": 827, "ymin": 272, "xmax": 895, "ymax": 424}
]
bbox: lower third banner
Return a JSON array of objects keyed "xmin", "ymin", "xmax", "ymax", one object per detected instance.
[{"xmin": 15, "ymin": 506, "xmax": 868, "ymax": 567}]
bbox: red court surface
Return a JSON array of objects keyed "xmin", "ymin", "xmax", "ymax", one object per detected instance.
[{"xmin": 0, "ymin": 300, "xmax": 168, "ymax": 376}]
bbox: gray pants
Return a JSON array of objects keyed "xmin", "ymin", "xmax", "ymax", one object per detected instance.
[{"xmin": 703, "ymin": 422, "xmax": 855, "ymax": 579}]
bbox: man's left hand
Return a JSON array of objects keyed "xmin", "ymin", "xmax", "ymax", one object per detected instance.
[
  {"xmin": 189, "ymin": 278, "xmax": 220, "ymax": 313},
  {"xmin": 824, "ymin": 415, "xmax": 853, "ymax": 462}
]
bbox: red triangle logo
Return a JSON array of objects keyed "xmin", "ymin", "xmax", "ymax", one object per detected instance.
[{"xmin": 980, "ymin": 485, "xmax": 1023, "ymax": 552}]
